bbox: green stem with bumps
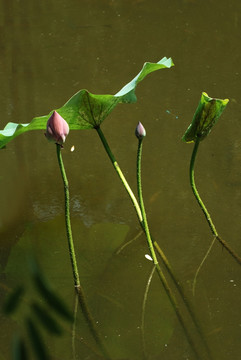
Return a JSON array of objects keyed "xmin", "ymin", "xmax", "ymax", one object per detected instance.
[
  {"xmin": 56, "ymin": 144, "xmax": 111, "ymax": 360},
  {"xmin": 136, "ymin": 139, "xmax": 158, "ymax": 265},
  {"xmin": 96, "ymin": 126, "xmax": 207, "ymax": 359},
  {"xmin": 136, "ymin": 138, "xmax": 201, "ymax": 360},
  {"xmin": 56, "ymin": 144, "xmax": 80, "ymax": 288},
  {"xmin": 190, "ymin": 136, "xmax": 241, "ymax": 265}
]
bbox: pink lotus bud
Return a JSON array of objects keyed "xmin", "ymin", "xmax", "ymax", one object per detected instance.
[
  {"xmin": 45, "ymin": 111, "xmax": 69, "ymax": 145},
  {"xmin": 135, "ymin": 121, "xmax": 146, "ymax": 139}
]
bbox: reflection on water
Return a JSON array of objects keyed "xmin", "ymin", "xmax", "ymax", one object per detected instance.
[
  {"xmin": 1, "ymin": 0, "xmax": 241, "ymax": 359},
  {"xmin": 33, "ymin": 199, "xmax": 62, "ymax": 222}
]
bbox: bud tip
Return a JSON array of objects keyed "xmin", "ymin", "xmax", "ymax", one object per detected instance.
[{"xmin": 135, "ymin": 121, "xmax": 146, "ymax": 139}]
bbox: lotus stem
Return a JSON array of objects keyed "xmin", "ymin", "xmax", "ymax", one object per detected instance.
[
  {"xmin": 95, "ymin": 125, "xmax": 143, "ymax": 222},
  {"xmin": 56, "ymin": 144, "xmax": 111, "ymax": 360},
  {"xmin": 190, "ymin": 136, "xmax": 241, "ymax": 266},
  {"xmin": 96, "ymin": 126, "xmax": 206, "ymax": 359},
  {"xmin": 136, "ymin": 137, "xmax": 201, "ymax": 359},
  {"xmin": 136, "ymin": 139, "xmax": 158, "ymax": 266},
  {"xmin": 56, "ymin": 144, "xmax": 80, "ymax": 288}
]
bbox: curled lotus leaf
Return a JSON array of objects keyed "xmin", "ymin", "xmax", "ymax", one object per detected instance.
[{"xmin": 182, "ymin": 92, "xmax": 229, "ymax": 143}]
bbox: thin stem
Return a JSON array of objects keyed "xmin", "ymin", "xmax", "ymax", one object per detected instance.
[
  {"xmin": 56, "ymin": 144, "xmax": 80, "ymax": 287},
  {"xmin": 152, "ymin": 240, "xmax": 212, "ymax": 359},
  {"xmin": 56, "ymin": 144, "xmax": 111, "ymax": 360},
  {"xmin": 71, "ymin": 294, "xmax": 78, "ymax": 360},
  {"xmin": 192, "ymin": 236, "xmax": 216, "ymax": 296},
  {"xmin": 75, "ymin": 286, "xmax": 112, "ymax": 359},
  {"xmin": 141, "ymin": 265, "xmax": 155, "ymax": 359},
  {"xmin": 137, "ymin": 138, "xmax": 201, "ymax": 360},
  {"xmin": 190, "ymin": 138, "xmax": 218, "ymax": 236},
  {"xmin": 96, "ymin": 126, "xmax": 143, "ymax": 222},
  {"xmin": 96, "ymin": 126, "xmax": 212, "ymax": 359},
  {"xmin": 190, "ymin": 137, "xmax": 241, "ymax": 265},
  {"xmin": 136, "ymin": 139, "xmax": 158, "ymax": 265}
]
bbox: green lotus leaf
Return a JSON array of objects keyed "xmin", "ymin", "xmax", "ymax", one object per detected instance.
[
  {"xmin": 0, "ymin": 57, "xmax": 174, "ymax": 148},
  {"xmin": 182, "ymin": 92, "xmax": 229, "ymax": 143}
]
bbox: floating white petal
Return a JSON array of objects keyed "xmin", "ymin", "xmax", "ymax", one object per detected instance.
[{"xmin": 145, "ymin": 254, "xmax": 153, "ymax": 261}]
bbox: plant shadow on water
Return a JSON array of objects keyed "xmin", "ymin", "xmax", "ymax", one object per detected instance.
[{"xmin": 3, "ymin": 218, "xmax": 174, "ymax": 359}]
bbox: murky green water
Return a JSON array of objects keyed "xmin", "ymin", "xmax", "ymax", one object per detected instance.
[{"xmin": 1, "ymin": 0, "xmax": 241, "ymax": 359}]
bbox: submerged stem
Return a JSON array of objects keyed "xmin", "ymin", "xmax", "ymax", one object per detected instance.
[
  {"xmin": 96, "ymin": 126, "xmax": 211, "ymax": 359},
  {"xmin": 137, "ymin": 138, "xmax": 201, "ymax": 359},
  {"xmin": 141, "ymin": 265, "xmax": 155, "ymax": 359},
  {"xmin": 71, "ymin": 294, "xmax": 78, "ymax": 360},
  {"xmin": 56, "ymin": 144, "xmax": 111, "ymax": 360},
  {"xmin": 192, "ymin": 236, "xmax": 216, "ymax": 296},
  {"xmin": 190, "ymin": 137, "xmax": 241, "ymax": 265}
]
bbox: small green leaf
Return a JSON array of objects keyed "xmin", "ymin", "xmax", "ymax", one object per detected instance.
[
  {"xmin": 182, "ymin": 92, "xmax": 229, "ymax": 143},
  {"xmin": 0, "ymin": 57, "xmax": 174, "ymax": 148},
  {"xmin": 3, "ymin": 285, "xmax": 25, "ymax": 315},
  {"xmin": 31, "ymin": 302, "xmax": 63, "ymax": 336},
  {"xmin": 26, "ymin": 318, "xmax": 50, "ymax": 360}
]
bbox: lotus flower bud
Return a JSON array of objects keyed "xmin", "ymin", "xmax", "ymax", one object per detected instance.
[
  {"xmin": 135, "ymin": 121, "xmax": 146, "ymax": 139},
  {"xmin": 45, "ymin": 111, "xmax": 69, "ymax": 146}
]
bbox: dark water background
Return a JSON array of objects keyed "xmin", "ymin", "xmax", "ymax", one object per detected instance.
[{"xmin": 1, "ymin": 0, "xmax": 241, "ymax": 359}]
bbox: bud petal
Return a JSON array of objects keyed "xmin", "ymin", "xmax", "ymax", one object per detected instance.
[
  {"xmin": 135, "ymin": 121, "xmax": 146, "ymax": 139},
  {"xmin": 45, "ymin": 111, "xmax": 69, "ymax": 145}
]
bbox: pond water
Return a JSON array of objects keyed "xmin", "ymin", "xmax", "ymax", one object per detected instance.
[{"xmin": 1, "ymin": 0, "xmax": 241, "ymax": 359}]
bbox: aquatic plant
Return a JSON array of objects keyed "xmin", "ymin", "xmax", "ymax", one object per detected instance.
[
  {"xmin": 182, "ymin": 93, "xmax": 241, "ymax": 294},
  {"xmin": 50, "ymin": 114, "xmax": 111, "ymax": 359},
  {"xmin": 2, "ymin": 58, "xmax": 241, "ymax": 359}
]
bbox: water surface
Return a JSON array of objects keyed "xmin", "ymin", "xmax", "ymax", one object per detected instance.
[{"xmin": 1, "ymin": 0, "xmax": 241, "ymax": 359}]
